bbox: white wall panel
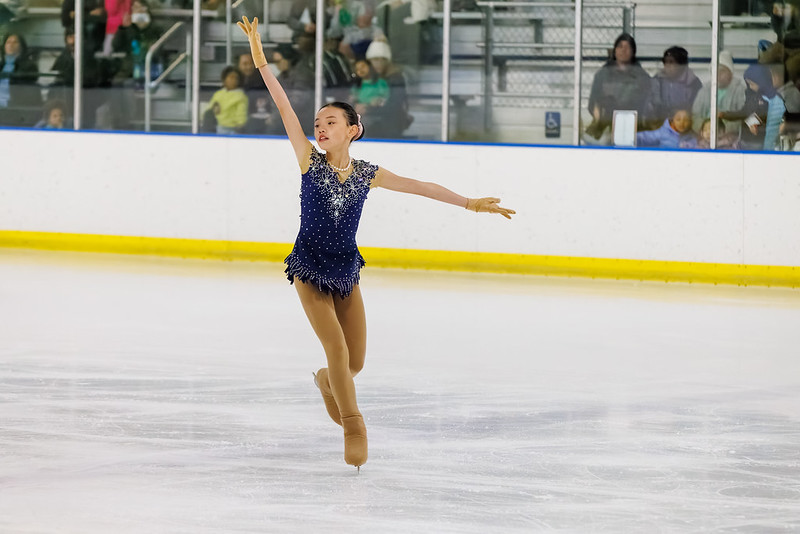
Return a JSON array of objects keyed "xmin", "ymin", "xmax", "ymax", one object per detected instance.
[{"xmin": 1, "ymin": 129, "xmax": 798, "ymax": 266}]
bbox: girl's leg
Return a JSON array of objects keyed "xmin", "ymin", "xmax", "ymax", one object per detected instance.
[
  {"xmin": 333, "ymin": 284, "xmax": 367, "ymax": 377},
  {"xmin": 294, "ymin": 280, "xmax": 359, "ymax": 417},
  {"xmin": 295, "ymin": 280, "xmax": 368, "ymax": 467}
]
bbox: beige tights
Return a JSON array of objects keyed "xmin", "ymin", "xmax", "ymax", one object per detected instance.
[{"xmin": 295, "ymin": 280, "xmax": 368, "ymax": 466}]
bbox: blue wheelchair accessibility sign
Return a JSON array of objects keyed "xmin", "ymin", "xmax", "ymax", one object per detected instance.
[{"xmin": 545, "ymin": 111, "xmax": 561, "ymax": 138}]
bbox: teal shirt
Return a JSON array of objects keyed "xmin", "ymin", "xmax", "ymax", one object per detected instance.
[{"xmin": 352, "ymin": 78, "xmax": 390, "ymax": 106}]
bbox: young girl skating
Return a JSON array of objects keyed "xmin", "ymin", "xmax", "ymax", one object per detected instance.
[{"xmin": 237, "ymin": 16, "xmax": 514, "ymax": 471}]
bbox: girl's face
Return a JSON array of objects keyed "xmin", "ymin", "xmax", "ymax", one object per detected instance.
[
  {"xmin": 701, "ymin": 121, "xmax": 712, "ymax": 142},
  {"xmin": 314, "ymin": 106, "xmax": 357, "ymax": 149},
  {"xmin": 223, "ymin": 72, "xmax": 240, "ymax": 90},
  {"xmin": 48, "ymin": 108, "xmax": 64, "ymax": 128},
  {"xmin": 354, "ymin": 60, "xmax": 370, "ymax": 79},
  {"xmin": 4, "ymin": 35, "xmax": 21, "ymax": 57},
  {"xmin": 670, "ymin": 110, "xmax": 692, "ymax": 134},
  {"xmin": 746, "ymin": 79, "xmax": 759, "ymax": 92}
]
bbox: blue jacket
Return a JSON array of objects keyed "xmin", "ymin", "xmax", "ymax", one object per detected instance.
[{"xmin": 636, "ymin": 119, "xmax": 698, "ymax": 149}]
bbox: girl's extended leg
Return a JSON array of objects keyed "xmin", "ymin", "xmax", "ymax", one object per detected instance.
[{"xmin": 295, "ymin": 280, "xmax": 368, "ymax": 467}]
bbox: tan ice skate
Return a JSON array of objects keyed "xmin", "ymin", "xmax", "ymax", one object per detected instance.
[{"xmin": 341, "ymin": 413, "xmax": 368, "ymax": 471}]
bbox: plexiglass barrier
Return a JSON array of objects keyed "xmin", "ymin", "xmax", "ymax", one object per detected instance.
[{"xmin": 0, "ymin": 0, "xmax": 797, "ymax": 151}]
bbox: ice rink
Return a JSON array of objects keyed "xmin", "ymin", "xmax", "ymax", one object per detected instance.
[{"xmin": 1, "ymin": 249, "xmax": 799, "ymax": 533}]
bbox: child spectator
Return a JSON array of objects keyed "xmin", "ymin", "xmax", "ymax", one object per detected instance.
[
  {"xmin": 205, "ymin": 66, "xmax": 248, "ymax": 135},
  {"xmin": 351, "ymin": 58, "xmax": 389, "ymax": 114},
  {"xmin": 696, "ymin": 117, "xmax": 740, "ymax": 150},
  {"xmin": 362, "ymin": 39, "xmax": 412, "ymax": 138},
  {"xmin": 34, "ymin": 99, "xmax": 72, "ymax": 129},
  {"xmin": 636, "ymin": 108, "xmax": 697, "ymax": 149}
]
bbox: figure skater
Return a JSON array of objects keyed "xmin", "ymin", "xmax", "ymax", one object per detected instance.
[{"xmin": 237, "ymin": 16, "xmax": 515, "ymax": 471}]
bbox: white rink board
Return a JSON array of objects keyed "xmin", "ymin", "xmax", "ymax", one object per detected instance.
[{"xmin": 1, "ymin": 128, "xmax": 798, "ymax": 266}]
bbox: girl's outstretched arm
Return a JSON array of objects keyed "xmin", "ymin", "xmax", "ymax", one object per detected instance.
[
  {"xmin": 238, "ymin": 16, "xmax": 311, "ymax": 166},
  {"xmin": 374, "ymin": 168, "xmax": 515, "ymax": 219}
]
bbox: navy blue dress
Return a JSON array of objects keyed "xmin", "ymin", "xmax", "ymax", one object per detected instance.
[{"xmin": 284, "ymin": 145, "xmax": 379, "ymax": 298}]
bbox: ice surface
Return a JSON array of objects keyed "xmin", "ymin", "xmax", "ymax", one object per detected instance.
[{"xmin": 1, "ymin": 250, "xmax": 799, "ymax": 533}]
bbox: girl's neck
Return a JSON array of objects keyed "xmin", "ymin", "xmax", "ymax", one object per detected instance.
[{"xmin": 326, "ymin": 149, "xmax": 351, "ymax": 169}]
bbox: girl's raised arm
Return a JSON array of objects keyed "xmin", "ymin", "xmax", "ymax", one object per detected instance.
[
  {"xmin": 237, "ymin": 16, "xmax": 311, "ymax": 166},
  {"xmin": 374, "ymin": 168, "xmax": 515, "ymax": 219}
]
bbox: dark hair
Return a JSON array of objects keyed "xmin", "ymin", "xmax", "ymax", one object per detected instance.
[
  {"xmin": 2, "ymin": 33, "xmax": 29, "ymax": 58},
  {"xmin": 354, "ymin": 59, "xmax": 378, "ymax": 84},
  {"xmin": 275, "ymin": 43, "xmax": 299, "ymax": 65},
  {"xmin": 320, "ymin": 101, "xmax": 365, "ymax": 142},
  {"xmin": 663, "ymin": 46, "xmax": 689, "ymax": 65},
  {"xmin": 612, "ymin": 33, "xmax": 637, "ymax": 63},
  {"xmin": 221, "ymin": 65, "xmax": 243, "ymax": 86}
]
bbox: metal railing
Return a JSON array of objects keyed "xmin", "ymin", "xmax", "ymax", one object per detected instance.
[{"xmin": 145, "ymin": 21, "xmax": 192, "ymax": 132}]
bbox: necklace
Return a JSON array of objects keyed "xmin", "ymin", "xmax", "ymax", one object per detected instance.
[{"xmin": 328, "ymin": 158, "xmax": 352, "ymax": 173}]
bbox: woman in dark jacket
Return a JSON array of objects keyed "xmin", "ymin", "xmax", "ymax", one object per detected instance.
[
  {"xmin": 586, "ymin": 33, "xmax": 653, "ymax": 139},
  {"xmin": 0, "ymin": 33, "xmax": 42, "ymax": 114}
]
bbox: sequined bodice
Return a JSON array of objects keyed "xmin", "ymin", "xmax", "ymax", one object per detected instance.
[{"xmin": 297, "ymin": 146, "xmax": 378, "ymax": 250}]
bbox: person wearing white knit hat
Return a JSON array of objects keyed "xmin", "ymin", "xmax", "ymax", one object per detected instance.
[{"xmin": 692, "ymin": 49, "xmax": 747, "ymax": 133}]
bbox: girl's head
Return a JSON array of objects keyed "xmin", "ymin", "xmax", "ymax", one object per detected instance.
[
  {"xmin": 314, "ymin": 101, "xmax": 364, "ymax": 148},
  {"xmin": 43, "ymin": 99, "xmax": 66, "ymax": 128},
  {"xmin": 272, "ymin": 44, "xmax": 298, "ymax": 73},
  {"xmin": 221, "ymin": 66, "xmax": 243, "ymax": 89},
  {"xmin": 354, "ymin": 59, "xmax": 375, "ymax": 81},
  {"xmin": 700, "ymin": 117, "xmax": 726, "ymax": 142},
  {"xmin": 612, "ymin": 33, "xmax": 636, "ymax": 65},
  {"xmin": 669, "ymin": 109, "xmax": 692, "ymax": 134}
]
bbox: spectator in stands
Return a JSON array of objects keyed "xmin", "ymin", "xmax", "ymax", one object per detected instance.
[
  {"xmin": 335, "ymin": 1, "xmax": 384, "ymax": 60},
  {"xmin": 696, "ymin": 117, "xmax": 740, "ymax": 150},
  {"xmin": 34, "ymin": 99, "xmax": 73, "ymax": 129},
  {"xmin": 586, "ymin": 33, "xmax": 653, "ymax": 140},
  {"xmin": 62, "ymin": 0, "xmax": 107, "ymax": 55},
  {"xmin": 351, "ymin": 58, "xmax": 389, "ymax": 114},
  {"xmin": 0, "ymin": 32, "xmax": 42, "ymax": 125},
  {"xmin": 204, "ymin": 65, "xmax": 248, "ymax": 135},
  {"xmin": 239, "ymin": 51, "xmax": 269, "ymax": 133},
  {"xmin": 759, "ymin": 0, "xmax": 800, "ymax": 66},
  {"xmin": 651, "ymin": 46, "xmax": 703, "ymax": 126},
  {"xmin": 735, "ymin": 63, "xmax": 786, "ymax": 150},
  {"xmin": 111, "ymin": 0, "xmax": 162, "ymax": 84},
  {"xmin": 104, "ymin": 0, "xmax": 131, "ymax": 56},
  {"xmin": 268, "ymin": 43, "xmax": 314, "ymax": 132},
  {"xmin": 323, "ymin": 34, "xmax": 355, "ymax": 101},
  {"xmin": 52, "ymin": 29, "xmax": 110, "ymax": 128},
  {"xmin": 636, "ymin": 108, "xmax": 697, "ymax": 149},
  {"xmin": 288, "ymin": 0, "xmax": 322, "ymax": 43},
  {"xmin": 692, "ymin": 50, "xmax": 746, "ymax": 134},
  {"xmin": 362, "ymin": 38, "xmax": 412, "ymax": 138}
]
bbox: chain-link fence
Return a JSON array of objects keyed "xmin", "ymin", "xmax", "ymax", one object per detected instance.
[{"xmin": 478, "ymin": 1, "xmax": 635, "ymax": 109}]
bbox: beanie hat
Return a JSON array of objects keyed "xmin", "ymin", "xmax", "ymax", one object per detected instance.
[
  {"xmin": 365, "ymin": 40, "xmax": 392, "ymax": 61},
  {"xmin": 663, "ymin": 46, "xmax": 689, "ymax": 65},
  {"xmin": 718, "ymin": 50, "xmax": 734, "ymax": 73}
]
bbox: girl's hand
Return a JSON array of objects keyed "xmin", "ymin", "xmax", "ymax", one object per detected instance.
[
  {"xmin": 237, "ymin": 16, "xmax": 268, "ymax": 68},
  {"xmin": 466, "ymin": 197, "xmax": 515, "ymax": 219}
]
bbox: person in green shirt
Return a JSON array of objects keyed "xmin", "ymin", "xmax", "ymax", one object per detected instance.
[
  {"xmin": 206, "ymin": 66, "xmax": 248, "ymax": 135},
  {"xmin": 350, "ymin": 58, "xmax": 389, "ymax": 115}
]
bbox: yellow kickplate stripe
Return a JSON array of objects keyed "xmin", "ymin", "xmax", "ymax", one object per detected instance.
[{"xmin": 1, "ymin": 230, "xmax": 798, "ymax": 288}]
